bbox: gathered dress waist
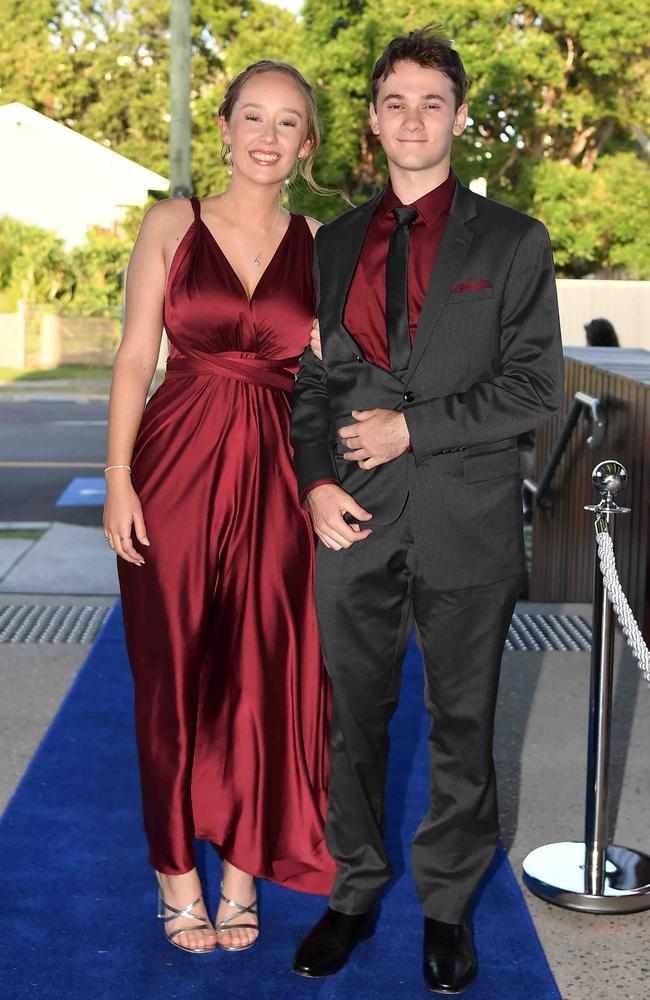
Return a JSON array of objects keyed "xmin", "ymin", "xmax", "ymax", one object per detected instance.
[{"xmin": 165, "ymin": 353, "xmax": 297, "ymax": 393}]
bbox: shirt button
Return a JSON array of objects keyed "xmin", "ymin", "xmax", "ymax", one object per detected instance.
[{"xmin": 403, "ymin": 391, "xmax": 415, "ymax": 402}]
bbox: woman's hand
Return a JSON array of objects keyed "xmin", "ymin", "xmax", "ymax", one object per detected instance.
[
  {"xmin": 103, "ymin": 474, "xmax": 150, "ymax": 565},
  {"xmin": 310, "ymin": 318, "xmax": 322, "ymax": 360}
]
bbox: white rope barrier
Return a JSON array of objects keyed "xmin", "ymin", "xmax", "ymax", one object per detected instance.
[{"xmin": 596, "ymin": 527, "xmax": 650, "ymax": 686}]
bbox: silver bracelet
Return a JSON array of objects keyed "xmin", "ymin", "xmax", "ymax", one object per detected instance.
[{"xmin": 104, "ymin": 464, "xmax": 132, "ymax": 474}]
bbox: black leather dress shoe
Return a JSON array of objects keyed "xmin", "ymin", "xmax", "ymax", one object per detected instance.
[
  {"xmin": 423, "ymin": 917, "xmax": 477, "ymax": 994},
  {"xmin": 292, "ymin": 906, "xmax": 376, "ymax": 978}
]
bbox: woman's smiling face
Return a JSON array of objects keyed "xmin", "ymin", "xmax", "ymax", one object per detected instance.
[{"xmin": 219, "ymin": 70, "xmax": 313, "ymax": 186}]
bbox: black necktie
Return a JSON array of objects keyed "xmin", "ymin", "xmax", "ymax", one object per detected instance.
[{"xmin": 385, "ymin": 205, "xmax": 419, "ymax": 373}]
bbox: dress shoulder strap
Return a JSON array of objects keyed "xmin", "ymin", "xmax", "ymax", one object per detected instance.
[{"xmin": 190, "ymin": 196, "xmax": 201, "ymax": 222}]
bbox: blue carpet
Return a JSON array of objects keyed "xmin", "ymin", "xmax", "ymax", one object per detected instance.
[{"xmin": 0, "ymin": 604, "xmax": 560, "ymax": 1000}]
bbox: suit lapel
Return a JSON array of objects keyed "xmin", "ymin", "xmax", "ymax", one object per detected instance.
[
  {"xmin": 404, "ymin": 182, "xmax": 477, "ymax": 384},
  {"xmin": 332, "ymin": 192, "xmax": 383, "ymax": 356}
]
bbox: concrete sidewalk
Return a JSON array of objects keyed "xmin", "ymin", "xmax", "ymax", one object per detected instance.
[
  {"xmin": 497, "ymin": 631, "xmax": 650, "ymax": 1000},
  {"xmin": 0, "ymin": 378, "xmax": 111, "ymax": 402},
  {"xmin": 0, "ymin": 591, "xmax": 115, "ymax": 813},
  {"xmin": 0, "ymin": 521, "xmax": 115, "ymax": 819},
  {"xmin": 0, "ymin": 374, "xmax": 162, "ymax": 403},
  {"xmin": 0, "ymin": 522, "xmax": 118, "ymax": 595},
  {"xmin": 0, "ymin": 380, "xmax": 111, "ymax": 389}
]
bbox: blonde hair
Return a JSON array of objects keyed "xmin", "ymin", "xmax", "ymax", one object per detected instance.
[{"xmin": 219, "ymin": 60, "xmax": 350, "ymax": 203}]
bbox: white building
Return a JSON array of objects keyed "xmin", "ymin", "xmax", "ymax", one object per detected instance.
[{"xmin": 0, "ymin": 102, "xmax": 169, "ymax": 248}]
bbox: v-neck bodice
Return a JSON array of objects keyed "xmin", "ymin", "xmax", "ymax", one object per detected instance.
[{"xmin": 163, "ymin": 198, "xmax": 316, "ymax": 369}]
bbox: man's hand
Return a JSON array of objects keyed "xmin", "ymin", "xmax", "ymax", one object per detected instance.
[
  {"xmin": 310, "ymin": 318, "xmax": 322, "ymax": 360},
  {"xmin": 339, "ymin": 409, "xmax": 410, "ymax": 469},
  {"xmin": 306, "ymin": 483, "xmax": 373, "ymax": 550}
]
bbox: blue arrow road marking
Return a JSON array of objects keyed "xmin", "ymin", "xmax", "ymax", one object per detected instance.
[{"xmin": 56, "ymin": 477, "xmax": 106, "ymax": 507}]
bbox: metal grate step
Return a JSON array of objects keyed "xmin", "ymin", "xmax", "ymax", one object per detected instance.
[
  {"xmin": 0, "ymin": 604, "xmax": 111, "ymax": 644},
  {"xmin": 0, "ymin": 605, "xmax": 589, "ymax": 651},
  {"xmin": 506, "ymin": 612, "xmax": 592, "ymax": 652}
]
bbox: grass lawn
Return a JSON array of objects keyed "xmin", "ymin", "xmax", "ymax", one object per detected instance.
[
  {"xmin": 0, "ymin": 528, "xmax": 48, "ymax": 541},
  {"xmin": 0, "ymin": 364, "xmax": 113, "ymax": 382}
]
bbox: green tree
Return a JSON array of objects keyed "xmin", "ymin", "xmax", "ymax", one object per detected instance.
[
  {"xmin": 530, "ymin": 160, "xmax": 600, "ymax": 273},
  {"xmin": 68, "ymin": 229, "xmax": 132, "ymax": 315},
  {"xmin": 0, "ymin": 216, "xmax": 71, "ymax": 309},
  {"xmin": 593, "ymin": 153, "xmax": 650, "ymax": 278},
  {"xmin": 0, "ymin": 216, "xmax": 132, "ymax": 316},
  {"xmin": 1, "ymin": 2, "xmax": 648, "ymax": 275},
  {"xmin": 297, "ymin": 1, "xmax": 650, "ymax": 271},
  {"xmin": 0, "ymin": 0, "xmax": 303, "ymax": 192}
]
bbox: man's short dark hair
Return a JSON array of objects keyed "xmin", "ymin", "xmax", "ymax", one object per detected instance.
[{"xmin": 371, "ymin": 23, "xmax": 469, "ymax": 110}]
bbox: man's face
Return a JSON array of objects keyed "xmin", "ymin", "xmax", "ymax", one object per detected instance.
[{"xmin": 369, "ymin": 60, "xmax": 467, "ymax": 174}]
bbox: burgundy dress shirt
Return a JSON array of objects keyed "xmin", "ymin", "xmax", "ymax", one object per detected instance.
[
  {"xmin": 343, "ymin": 170, "xmax": 456, "ymax": 369},
  {"xmin": 303, "ymin": 171, "xmax": 456, "ymax": 502}
]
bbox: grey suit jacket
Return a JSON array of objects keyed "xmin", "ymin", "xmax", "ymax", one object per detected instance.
[{"xmin": 290, "ymin": 181, "xmax": 564, "ymax": 590}]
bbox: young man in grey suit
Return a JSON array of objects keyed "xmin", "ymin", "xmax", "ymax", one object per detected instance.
[{"xmin": 290, "ymin": 24, "xmax": 563, "ymax": 994}]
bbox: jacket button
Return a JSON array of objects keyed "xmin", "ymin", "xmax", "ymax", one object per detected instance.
[
  {"xmin": 403, "ymin": 391, "xmax": 415, "ymax": 402},
  {"xmin": 355, "ymin": 355, "xmax": 363, "ymax": 363}
]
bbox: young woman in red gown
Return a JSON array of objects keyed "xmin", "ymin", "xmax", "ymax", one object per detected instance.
[{"xmin": 103, "ymin": 61, "xmax": 335, "ymax": 954}]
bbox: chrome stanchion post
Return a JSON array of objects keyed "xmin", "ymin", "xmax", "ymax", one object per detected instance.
[
  {"xmin": 522, "ymin": 460, "xmax": 650, "ymax": 913},
  {"xmin": 584, "ymin": 465, "xmax": 625, "ymax": 896}
]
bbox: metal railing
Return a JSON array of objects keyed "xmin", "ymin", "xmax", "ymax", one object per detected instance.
[{"xmin": 522, "ymin": 391, "xmax": 606, "ymax": 520}]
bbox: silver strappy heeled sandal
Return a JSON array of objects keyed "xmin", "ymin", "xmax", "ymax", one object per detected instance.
[
  {"xmin": 156, "ymin": 878, "xmax": 217, "ymax": 954},
  {"xmin": 215, "ymin": 881, "xmax": 259, "ymax": 952}
]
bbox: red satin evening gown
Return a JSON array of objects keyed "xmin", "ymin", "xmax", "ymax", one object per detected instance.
[{"xmin": 117, "ymin": 197, "xmax": 335, "ymax": 894}]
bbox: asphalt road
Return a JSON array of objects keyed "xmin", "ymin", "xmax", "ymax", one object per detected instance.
[{"xmin": 0, "ymin": 398, "xmax": 108, "ymax": 525}]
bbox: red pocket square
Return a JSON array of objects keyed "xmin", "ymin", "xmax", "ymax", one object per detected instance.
[{"xmin": 451, "ymin": 279, "xmax": 493, "ymax": 294}]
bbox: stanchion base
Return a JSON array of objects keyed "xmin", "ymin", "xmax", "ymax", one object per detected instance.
[{"xmin": 522, "ymin": 842, "xmax": 650, "ymax": 913}]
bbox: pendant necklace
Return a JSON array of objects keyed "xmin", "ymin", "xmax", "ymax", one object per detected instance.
[{"xmin": 221, "ymin": 194, "xmax": 282, "ymax": 267}]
